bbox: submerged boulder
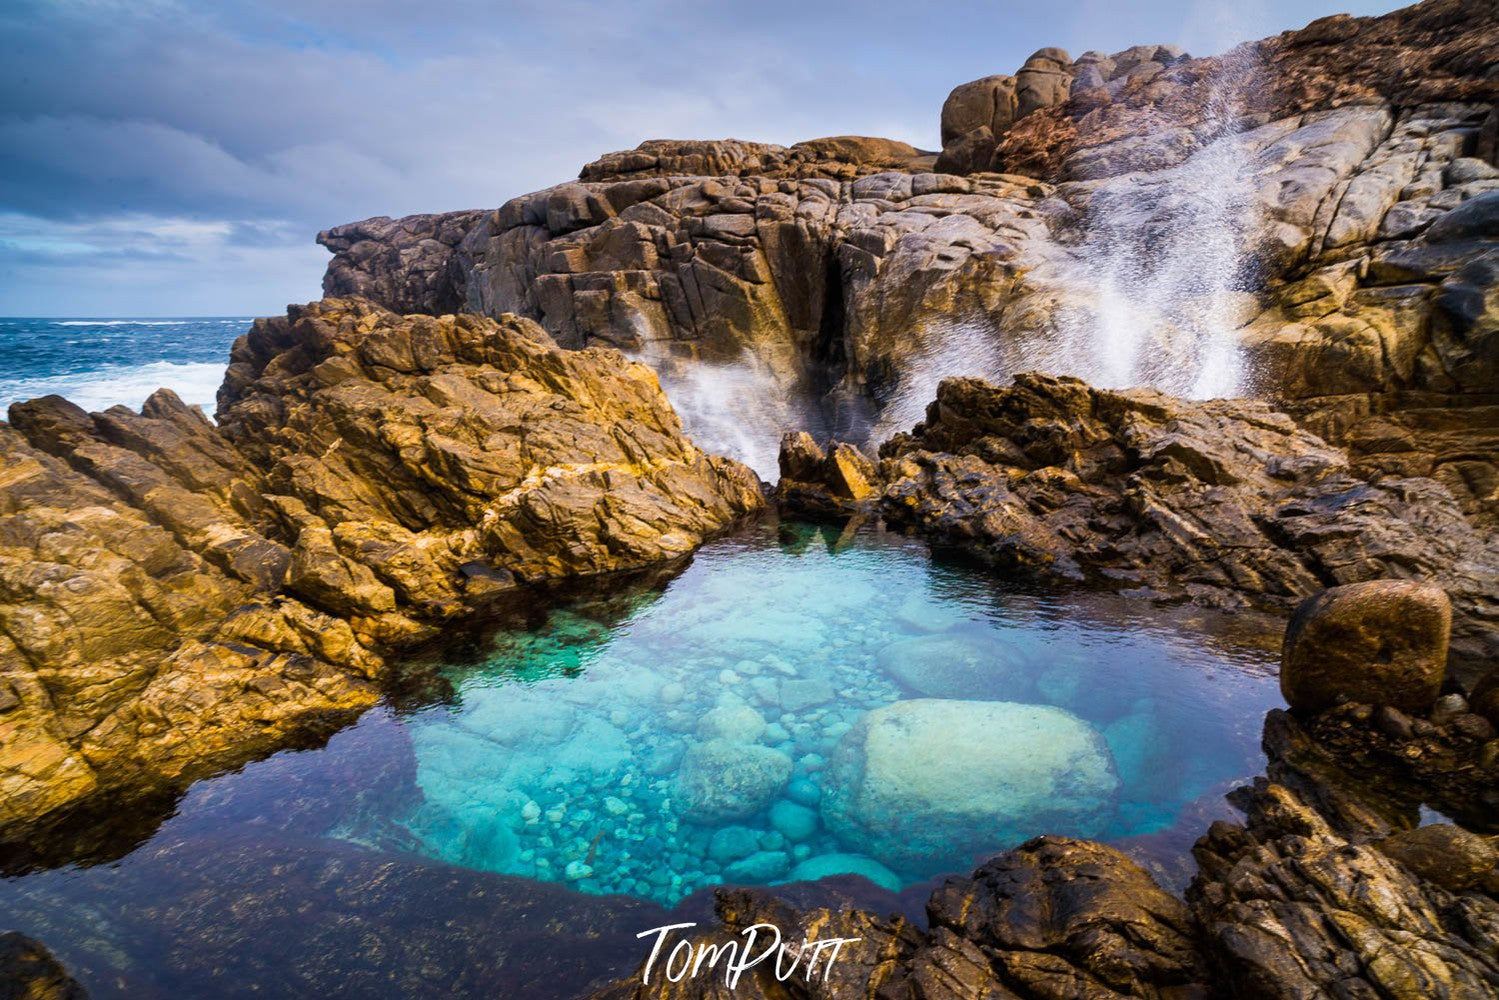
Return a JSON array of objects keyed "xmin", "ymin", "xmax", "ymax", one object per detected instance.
[
  {"xmin": 820, "ymin": 699, "xmax": 1119, "ymax": 871},
  {"xmin": 674, "ymin": 740, "xmax": 792, "ymax": 823},
  {"xmin": 785, "ymin": 852, "xmax": 903, "ymax": 893},
  {"xmin": 1280, "ymin": 581, "xmax": 1451, "ymax": 713}
]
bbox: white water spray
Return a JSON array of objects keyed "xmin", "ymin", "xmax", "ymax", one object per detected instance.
[
  {"xmin": 1031, "ymin": 43, "xmax": 1265, "ymax": 400},
  {"xmin": 635, "ymin": 348, "xmax": 821, "ymax": 482}
]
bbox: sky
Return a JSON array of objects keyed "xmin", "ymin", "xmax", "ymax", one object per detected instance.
[{"xmin": 1, "ymin": 0, "xmax": 1408, "ymax": 317}]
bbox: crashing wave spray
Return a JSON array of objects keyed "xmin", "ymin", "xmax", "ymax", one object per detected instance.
[
  {"xmin": 1034, "ymin": 46, "xmax": 1264, "ymax": 399},
  {"xmin": 632, "ymin": 346, "xmax": 823, "ymax": 481}
]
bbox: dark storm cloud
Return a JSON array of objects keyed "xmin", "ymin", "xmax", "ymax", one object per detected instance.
[{"xmin": 0, "ymin": 0, "xmax": 1406, "ymax": 315}]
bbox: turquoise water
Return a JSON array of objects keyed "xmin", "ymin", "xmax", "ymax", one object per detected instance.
[
  {"xmin": 0, "ymin": 517, "xmax": 1285, "ymax": 997},
  {"xmin": 383, "ymin": 518, "xmax": 1283, "ymax": 904}
]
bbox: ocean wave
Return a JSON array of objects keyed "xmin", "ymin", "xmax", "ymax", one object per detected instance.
[
  {"xmin": 54, "ymin": 319, "xmax": 196, "ymax": 327},
  {"xmin": 0, "ymin": 361, "xmax": 225, "ymax": 416}
]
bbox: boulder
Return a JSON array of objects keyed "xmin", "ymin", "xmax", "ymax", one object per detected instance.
[
  {"xmin": 1280, "ymin": 581, "xmax": 1451, "ymax": 713},
  {"xmin": 768, "ymin": 800, "xmax": 819, "ymax": 842},
  {"xmin": 1374, "ymin": 824, "xmax": 1499, "ymax": 892},
  {"xmin": 707, "ymin": 826, "xmax": 762, "ymax": 864},
  {"xmin": 820, "ymin": 700, "xmax": 1119, "ymax": 871},
  {"xmin": 722, "ymin": 850, "xmax": 790, "ymax": 883},
  {"xmin": 696, "ymin": 699, "xmax": 766, "ymax": 743},
  {"xmin": 674, "ymin": 740, "xmax": 792, "ymax": 823}
]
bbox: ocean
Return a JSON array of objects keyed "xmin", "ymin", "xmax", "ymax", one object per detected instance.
[{"xmin": 0, "ymin": 316, "xmax": 250, "ymax": 416}]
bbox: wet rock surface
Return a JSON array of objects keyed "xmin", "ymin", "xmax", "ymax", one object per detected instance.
[
  {"xmin": 856, "ymin": 372, "xmax": 1499, "ymax": 677},
  {"xmin": 0, "ymin": 932, "xmax": 89, "ymax": 1000},
  {"xmin": 0, "ymin": 297, "xmax": 762, "ymax": 848}
]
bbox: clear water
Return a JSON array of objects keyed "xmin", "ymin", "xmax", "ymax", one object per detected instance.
[
  {"xmin": 389, "ymin": 519, "xmax": 1281, "ymax": 904},
  {"xmin": 0, "ymin": 316, "xmax": 248, "ymax": 414},
  {"xmin": 0, "ymin": 516, "xmax": 1284, "ymax": 997}
]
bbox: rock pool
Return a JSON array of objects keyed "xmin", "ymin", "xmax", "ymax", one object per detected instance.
[
  {"xmin": 0, "ymin": 516, "xmax": 1286, "ymax": 995},
  {"xmin": 389, "ymin": 517, "xmax": 1283, "ymax": 904}
]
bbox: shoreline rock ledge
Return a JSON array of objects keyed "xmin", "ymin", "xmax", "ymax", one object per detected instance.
[{"xmin": 0, "ymin": 297, "xmax": 763, "ymax": 849}]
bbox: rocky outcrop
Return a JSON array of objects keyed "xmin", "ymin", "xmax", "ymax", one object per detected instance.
[
  {"xmin": 579, "ymin": 137, "xmax": 935, "ymax": 183},
  {"xmin": 319, "ymin": 211, "xmax": 488, "ymax": 315},
  {"xmin": 0, "ymin": 297, "xmax": 761, "ymax": 849},
  {"xmin": 996, "ymin": 0, "xmax": 1498, "ymax": 181},
  {"xmin": 857, "ymin": 373, "xmax": 1499, "ymax": 678},
  {"xmin": 1189, "ymin": 709, "xmax": 1499, "ymax": 998}
]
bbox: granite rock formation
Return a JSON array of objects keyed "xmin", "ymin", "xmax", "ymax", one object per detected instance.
[
  {"xmin": 320, "ymin": 4, "xmax": 1499, "ymax": 530},
  {"xmin": 0, "ymin": 297, "xmax": 761, "ymax": 847},
  {"xmin": 1280, "ymin": 580, "xmax": 1452, "ymax": 713},
  {"xmin": 835, "ymin": 373, "xmax": 1499, "ymax": 678}
]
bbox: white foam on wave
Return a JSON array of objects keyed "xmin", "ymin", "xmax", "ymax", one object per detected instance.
[
  {"xmin": 0, "ymin": 361, "xmax": 225, "ymax": 416},
  {"xmin": 48, "ymin": 319, "xmax": 246, "ymax": 327}
]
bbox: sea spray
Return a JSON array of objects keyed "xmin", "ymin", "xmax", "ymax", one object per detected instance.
[
  {"xmin": 1029, "ymin": 42, "xmax": 1265, "ymax": 400},
  {"xmin": 627, "ymin": 345, "xmax": 825, "ymax": 480}
]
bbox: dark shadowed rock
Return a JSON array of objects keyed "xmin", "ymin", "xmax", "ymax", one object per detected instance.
[
  {"xmin": 1280, "ymin": 580, "xmax": 1452, "ymax": 713},
  {"xmin": 0, "ymin": 932, "xmax": 88, "ymax": 1000}
]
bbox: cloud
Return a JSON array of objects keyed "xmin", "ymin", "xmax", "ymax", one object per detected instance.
[{"xmin": 0, "ymin": 0, "xmax": 1408, "ymax": 315}]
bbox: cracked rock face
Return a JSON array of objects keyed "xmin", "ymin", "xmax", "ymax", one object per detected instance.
[
  {"xmin": 316, "ymin": 3, "xmax": 1498, "ymax": 526},
  {"xmin": 0, "ymin": 297, "xmax": 762, "ymax": 848},
  {"xmin": 865, "ymin": 373, "xmax": 1499, "ymax": 679}
]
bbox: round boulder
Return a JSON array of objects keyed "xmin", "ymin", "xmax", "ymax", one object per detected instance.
[
  {"xmin": 1281, "ymin": 581, "xmax": 1451, "ymax": 714},
  {"xmin": 675, "ymin": 739, "xmax": 792, "ymax": 823},
  {"xmin": 820, "ymin": 700, "xmax": 1118, "ymax": 872}
]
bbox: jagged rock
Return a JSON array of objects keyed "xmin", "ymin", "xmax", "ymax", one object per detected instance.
[
  {"xmin": 1280, "ymin": 580, "xmax": 1452, "ymax": 713},
  {"xmin": 773, "ymin": 434, "xmax": 880, "ymax": 517},
  {"xmin": 0, "ymin": 931, "xmax": 88, "ymax": 1000},
  {"xmin": 578, "ymin": 136, "xmax": 933, "ymax": 184},
  {"xmin": 0, "ymin": 297, "xmax": 762, "ymax": 847},
  {"xmin": 319, "ymin": 211, "xmax": 488, "ymax": 314},
  {"xmin": 820, "ymin": 699, "xmax": 1119, "ymax": 871},
  {"xmin": 873, "ymin": 373, "xmax": 1499, "ymax": 678},
  {"xmin": 1189, "ymin": 709, "xmax": 1499, "ymax": 999}
]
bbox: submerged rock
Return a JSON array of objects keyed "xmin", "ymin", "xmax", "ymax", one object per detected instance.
[
  {"xmin": 820, "ymin": 699, "xmax": 1119, "ymax": 870},
  {"xmin": 674, "ymin": 740, "xmax": 791, "ymax": 823},
  {"xmin": 785, "ymin": 852, "xmax": 902, "ymax": 893},
  {"xmin": 0, "ymin": 931, "xmax": 89, "ymax": 1000},
  {"xmin": 874, "ymin": 631, "xmax": 1033, "ymax": 700},
  {"xmin": 1280, "ymin": 580, "xmax": 1452, "ymax": 713}
]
